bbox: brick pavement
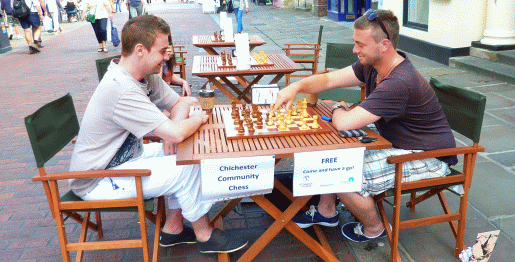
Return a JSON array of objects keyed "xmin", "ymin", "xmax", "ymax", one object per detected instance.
[{"xmin": 0, "ymin": 2, "xmax": 357, "ymax": 261}]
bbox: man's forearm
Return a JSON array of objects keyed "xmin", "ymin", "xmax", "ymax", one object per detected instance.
[{"xmin": 169, "ymin": 99, "xmax": 191, "ymax": 121}]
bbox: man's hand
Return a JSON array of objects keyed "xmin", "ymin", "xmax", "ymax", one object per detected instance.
[
  {"xmin": 182, "ymin": 80, "xmax": 192, "ymax": 96},
  {"xmin": 245, "ymin": 8, "xmax": 249, "ymax": 13},
  {"xmin": 273, "ymin": 82, "xmax": 300, "ymax": 112},
  {"xmin": 190, "ymin": 109, "xmax": 209, "ymax": 123}
]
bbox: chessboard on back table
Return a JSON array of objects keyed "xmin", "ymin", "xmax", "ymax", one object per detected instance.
[{"xmin": 222, "ymin": 103, "xmax": 332, "ymax": 140}]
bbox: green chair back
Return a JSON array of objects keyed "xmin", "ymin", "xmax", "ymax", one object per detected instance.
[
  {"xmin": 24, "ymin": 93, "xmax": 79, "ymax": 168},
  {"xmin": 324, "ymin": 43, "xmax": 355, "ymax": 70},
  {"xmin": 318, "ymin": 43, "xmax": 360, "ymax": 104},
  {"xmin": 430, "ymin": 78, "xmax": 486, "ymax": 143},
  {"xmin": 95, "ymin": 55, "xmax": 121, "ymax": 82}
]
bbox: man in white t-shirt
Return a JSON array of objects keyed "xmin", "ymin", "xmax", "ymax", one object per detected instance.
[{"xmin": 69, "ymin": 15, "xmax": 247, "ymax": 254}]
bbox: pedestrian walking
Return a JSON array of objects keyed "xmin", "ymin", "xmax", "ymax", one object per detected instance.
[
  {"xmin": 125, "ymin": 0, "xmax": 143, "ymax": 18},
  {"xmin": 1, "ymin": 0, "xmax": 24, "ymax": 39},
  {"xmin": 46, "ymin": 0, "xmax": 62, "ymax": 33},
  {"xmin": 232, "ymin": 0, "xmax": 248, "ymax": 34},
  {"xmin": 14, "ymin": 0, "xmax": 44, "ymax": 53},
  {"xmin": 81, "ymin": 0, "xmax": 112, "ymax": 52}
]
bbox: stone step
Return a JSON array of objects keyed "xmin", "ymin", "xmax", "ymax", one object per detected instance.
[
  {"xmin": 449, "ymin": 56, "xmax": 515, "ymax": 84},
  {"xmin": 497, "ymin": 50, "xmax": 515, "ymax": 67}
]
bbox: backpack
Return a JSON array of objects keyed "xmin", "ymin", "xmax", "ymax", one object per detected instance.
[{"xmin": 12, "ymin": 0, "xmax": 31, "ymax": 19}]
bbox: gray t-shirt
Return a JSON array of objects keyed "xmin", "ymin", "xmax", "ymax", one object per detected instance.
[
  {"xmin": 353, "ymin": 51, "xmax": 457, "ymax": 166},
  {"xmin": 69, "ymin": 60, "xmax": 179, "ymax": 197}
]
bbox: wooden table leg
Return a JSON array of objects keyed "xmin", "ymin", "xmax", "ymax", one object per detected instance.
[
  {"xmin": 218, "ymin": 77, "xmax": 253, "ymax": 103},
  {"xmin": 268, "ymin": 73, "xmax": 285, "ymax": 85},
  {"xmin": 235, "ymin": 195, "xmax": 339, "ymax": 262},
  {"xmin": 203, "ymin": 47, "xmax": 219, "ymax": 55},
  {"xmin": 207, "ymin": 76, "xmax": 241, "ymax": 102},
  {"xmin": 237, "ymin": 75, "xmax": 264, "ymax": 102}
]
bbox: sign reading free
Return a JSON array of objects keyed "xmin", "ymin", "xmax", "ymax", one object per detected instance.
[
  {"xmin": 293, "ymin": 148, "xmax": 365, "ymax": 196},
  {"xmin": 200, "ymin": 155, "xmax": 275, "ymax": 202}
]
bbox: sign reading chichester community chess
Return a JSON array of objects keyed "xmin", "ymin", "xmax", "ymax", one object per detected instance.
[
  {"xmin": 222, "ymin": 99, "xmax": 332, "ymax": 140},
  {"xmin": 200, "ymin": 156, "xmax": 275, "ymax": 202}
]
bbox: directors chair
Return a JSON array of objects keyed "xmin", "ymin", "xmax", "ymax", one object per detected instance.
[
  {"xmin": 25, "ymin": 93, "xmax": 164, "ymax": 262},
  {"xmin": 283, "ymin": 25, "xmax": 323, "ymax": 86},
  {"xmin": 373, "ymin": 78, "xmax": 486, "ymax": 261}
]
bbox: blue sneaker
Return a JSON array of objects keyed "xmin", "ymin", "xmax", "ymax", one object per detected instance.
[
  {"xmin": 341, "ymin": 222, "xmax": 387, "ymax": 242},
  {"xmin": 292, "ymin": 205, "xmax": 339, "ymax": 229}
]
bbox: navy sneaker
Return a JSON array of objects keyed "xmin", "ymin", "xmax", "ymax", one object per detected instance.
[
  {"xmin": 292, "ymin": 205, "xmax": 339, "ymax": 229},
  {"xmin": 197, "ymin": 228, "xmax": 248, "ymax": 254},
  {"xmin": 159, "ymin": 226, "xmax": 196, "ymax": 247},
  {"xmin": 341, "ymin": 222, "xmax": 387, "ymax": 243}
]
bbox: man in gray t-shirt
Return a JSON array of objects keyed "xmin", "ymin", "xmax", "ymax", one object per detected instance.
[
  {"xmin": 69, "ymin": 15, "xmax": 247, "ymax": 254},
  {"xmin": 274, "ymin": 10, "xmax": 456, "ymax": 243}
]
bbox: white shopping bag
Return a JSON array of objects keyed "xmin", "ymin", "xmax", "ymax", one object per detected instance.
[
  {"xmin": 43, "ymin": 16, "xmax": 53, "ymax": 32},
  {"xmin": 106, "ymin": 19, "xmax": 112, "ymax": 42}
]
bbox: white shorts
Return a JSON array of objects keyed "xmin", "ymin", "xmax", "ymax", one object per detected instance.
[{"xmin": 82, "ymin": 143, "xmax": 213, "ymax": 222}]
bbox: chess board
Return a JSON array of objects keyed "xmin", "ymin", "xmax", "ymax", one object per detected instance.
[{"xmin": 222, "ymin": 106, "xmax": 332, "ymax": 140}]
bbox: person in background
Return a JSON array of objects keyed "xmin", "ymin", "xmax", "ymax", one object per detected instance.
[
  {"xmin": 232, "ymin": 0, "xmax": 248, "ymax": 34},
  {"xmin": 16, "ymin": 0, "xmax": 44, "ymax": 54},
  {"xmin": 1, "ymin": 0, "xmax": 24, "ymax": 40},
  {"xmin": 126, "ymin": 0, "xmax": 143, "ymax": 18},
  {"xmin": 114, "ymin": 0, "xmax": 121, "ymax": 12},
  {"xmin": 46, "ymin": 0, "xmax": 62, "ymax": 34},
  {"xmin": 81, "ymin": 0, "xmax": 112, "ymax": 52}
]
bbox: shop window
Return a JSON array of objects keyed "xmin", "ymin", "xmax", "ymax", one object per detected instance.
[{"xmin": 403, "ymin": 0, "xmax": 429, "ymax": 31}]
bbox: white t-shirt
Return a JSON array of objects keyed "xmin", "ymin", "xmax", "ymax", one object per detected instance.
[
  {"xmin": 46, "ymin": 0, "xmax": 58, "ymax": 13},
  {"xmin": 83, "ymin": 0, "xmax": 109, "ymax": 19},
  {"xmin": 69, "ymin": 59, "xmax": 179, "ymax": 197},
  {"xmin": 23, "ymin": 0, "xmax": 41, "ymax": 12}
]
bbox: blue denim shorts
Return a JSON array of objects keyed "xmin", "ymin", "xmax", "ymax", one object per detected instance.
[{"xmin": 19, "ymin": 12, "xmax": 41, "ymax": 29}]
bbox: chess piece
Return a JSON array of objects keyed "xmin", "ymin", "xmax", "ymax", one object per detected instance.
[
  {"xmin": 248, "ymin": 123, "xmax": 255, "ymax": 133},
  {"xmin": 227, "ymin": 54, "xmax": 233, "ymax": 66},
  {"xmin": 285, "ymin": 110, "xmax": 292, "ymax": 125},
  {"xmin": 231, "ymin": 101, "xmax": 238, "ymax": 107},
  {"xmin": 267, "ymin": 117, "xmax": 274, "ymax": 126},
  {"xmin": 214, "ymin": 31, "xmax": 218, "ymax": 41},
  {"xmin": 269, "ymin": 110, "xmax": 275, "ymax": 118},
  {"xmin": 234, "ymin": 117, "xmax": 240, "ymax": 125},
  {"xmin": 302, "ymin": 107, "xmax": 309, "ymax": 118},
  {"xmin": 312, "ymin": 115, "xmax": 319, "ymax": 129},
  {"xmin": 232, "ymin": 108, "xmax": 240, "ymax": 118},
  {"xmin": 301, "ymin": 119, "xmax": 308, "ymax": 130},
  {"xmin": 278, "ymin": 120, "xmax": 287, "ymax": 131},
  {"xmin": 256, "ymin": 115, "xmax": 263, "ymax": 127},
  {"xmin": 291, "ymin": 105, "xmax": 297, "ymax": 116},
  {"xmin": 238, "ymin": 121, "xmax": 245, "ymax": 133}
]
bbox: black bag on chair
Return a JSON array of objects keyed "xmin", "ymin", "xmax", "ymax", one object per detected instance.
[{"xmin": 227, "ymin": 0, "xmax": 234, "ymax": 13}]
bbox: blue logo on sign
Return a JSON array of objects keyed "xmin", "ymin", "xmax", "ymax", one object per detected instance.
[{"xmin": 348, "ymin": 177, "xmax": 354, "ymax": 182}]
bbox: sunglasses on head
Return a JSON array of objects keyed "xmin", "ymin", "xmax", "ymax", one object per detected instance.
[{"xmin": 364, "ymin": 9, "xmax": 390, "ymax": 41}]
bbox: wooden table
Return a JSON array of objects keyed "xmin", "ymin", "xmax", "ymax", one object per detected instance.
[
  {"xmin": 176, "ymin": 101, "xmax": 392, "ymax": 262},
  {"xmin": 192, "ymin": 54, "xmax": 302, "ymax": 103},
  {"xmin": 193, "ymin": 34, "xmax": 266, "ymax": 55}
]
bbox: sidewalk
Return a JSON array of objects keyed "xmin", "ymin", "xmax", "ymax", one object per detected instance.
[{"xmin": 0, "ymin": 1, "xmax": 514, "ymax": 261}]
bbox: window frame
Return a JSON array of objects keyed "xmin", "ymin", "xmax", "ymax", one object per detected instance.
[{"xmin": 403, "ymin": 0, "xmax": 429, "ymax": 31}]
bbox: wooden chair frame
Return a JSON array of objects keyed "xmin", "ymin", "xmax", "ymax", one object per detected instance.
[
  {"xmin": 173, "ymin": 45, "xmax": 187, "ymax": 80},
  {"xmin": 283, "ymin": 25, "xmax": 323, "ymax": 86},
  {"xmin": 372, "ymin": 78, "xmax": 486, "ymax": 261},
  {"xmin": 26, "ymin": 93, "xmax": 165, "ymax": 262}
]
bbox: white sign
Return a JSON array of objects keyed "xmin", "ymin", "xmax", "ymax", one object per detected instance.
[
  {"xmin": 220, "ymin": 11, "xmax": 227, "ymax": 25},
  {"xmin": 223, "ymin": 17, "xmax": 234, "ymax": 42},
  {"xmin": 200, "ymin": 155, "xmax": 275, "ymax": 202},
  {"xmin": 252, "ymin": 84, "xmax": 279, "ymax": 105},
  {"xmin": 235, "ymin": 33, "xmax": 251, "ymax": 70},
  {"xmin": 293, "ymin": 148, "xmax": 365, "ymax": 196}
]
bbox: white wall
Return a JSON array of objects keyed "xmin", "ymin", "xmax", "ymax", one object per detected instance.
[{"xmin": 384, "ymin": 0, "xmax": 487, "ymax": 48}]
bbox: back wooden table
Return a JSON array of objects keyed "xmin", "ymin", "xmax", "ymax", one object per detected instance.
[
  {"xmin": 192, "ymin": 54, "xmax": 302, "ymax": 103},
  {"xmin": 176, "ymin": 101, "xmax": 392, "ymax": 262},
  {"xmin": 193, "ymin": 34, "xmax": 267, "ymax": 55}
]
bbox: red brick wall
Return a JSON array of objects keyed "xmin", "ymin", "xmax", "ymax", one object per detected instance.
[{"xmin": 313, "ymin": 0, "xmax": 328, "ymax": 17}]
